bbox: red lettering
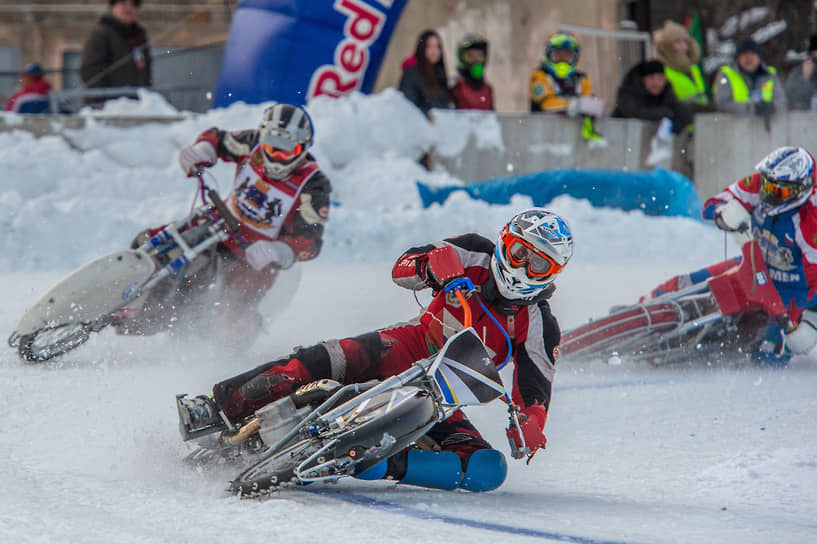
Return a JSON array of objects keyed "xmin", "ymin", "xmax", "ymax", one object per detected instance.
[
  {"xmin": 337, "ymin": 0, "xmax": 383, "ymax": 43},
  {"xmin": 308, "ymin": 68, "xmax": 360, "ymax": 99},
  {"xmin": 339, "ymin": 41, "xmax": 366, "ymax": 73}
]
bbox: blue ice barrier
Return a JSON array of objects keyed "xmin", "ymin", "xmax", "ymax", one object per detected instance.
[{"xmin": 417, "ymin": 169, "xmax": 704, "ymax": 219}]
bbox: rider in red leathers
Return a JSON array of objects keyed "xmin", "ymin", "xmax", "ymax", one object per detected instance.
[
  {"xmin": 177, "ymin": 208, "xmax": 573, "ymax": 492},
  {"xmin": 133, "ymin": 103, "xmax": 331, "ymax": 340}
]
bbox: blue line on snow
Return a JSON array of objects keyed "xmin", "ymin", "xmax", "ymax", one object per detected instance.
[{"xmin": 317, "ymin": 490, "xmax": 638, "ymax": 544}]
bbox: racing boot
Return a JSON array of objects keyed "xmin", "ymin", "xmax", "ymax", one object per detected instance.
[{"xmin": 176, "ymin": 394, "xmax": 229, "ymax": 441}]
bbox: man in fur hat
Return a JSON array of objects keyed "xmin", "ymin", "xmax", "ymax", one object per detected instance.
[{"xmin": 653, "ymin": 20, "xmax": 709, "ymax": 111}]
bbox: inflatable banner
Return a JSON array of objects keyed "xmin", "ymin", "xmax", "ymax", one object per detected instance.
[
  {"xmin": 213, "ymin": 0, "xmax": 407, "ymax": 108},
  {"xmin": 416, "ymin": 169, "xmax": 705, "ymax": 219}
]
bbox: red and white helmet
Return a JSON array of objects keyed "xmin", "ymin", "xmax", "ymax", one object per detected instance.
[{"xmin": 491, "ymin": 208, "xmax": 573, "ymax": 301}]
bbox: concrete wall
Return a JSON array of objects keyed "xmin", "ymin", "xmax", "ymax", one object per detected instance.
[
  {"xmin": 693, "ymin": 112, "xmax": 817, "ymax": 200},
  {"xmin": 374, "ymin": 0, "xmax": 627, "ymax": 112},
  {"xmin": 434, "ymin": 113, "xmax": 683, "ymax": 180}
]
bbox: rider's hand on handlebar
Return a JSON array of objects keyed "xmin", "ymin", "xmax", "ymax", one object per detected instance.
[
  {"xmin": 179, "ymin": 141, "xmax": 217, "ymax": 177},
  {"xmin": 422, "ymin": 245, "xmax": 465, "ymax": 290},
  {"xmin": 714, "ymin": 200, "xmax": 751, "ymax": 233},
  {"xmin": 506, "ymin": 412, "xmax": 547, "ymax": 459}
]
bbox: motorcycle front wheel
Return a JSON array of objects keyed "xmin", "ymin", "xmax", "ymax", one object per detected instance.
[{"xmin": 16, "ymin": 323, "xmax": 92, "ymax": 362}]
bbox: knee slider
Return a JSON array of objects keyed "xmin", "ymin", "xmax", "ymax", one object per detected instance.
[
  {"xmin": 399, "ymin": 449, "xmax": 463, "ymax": 490},
  {"xmin": 460, "ymin": 449, "xmax": 507, "ymax": 492}
]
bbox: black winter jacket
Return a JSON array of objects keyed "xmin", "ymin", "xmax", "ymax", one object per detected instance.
[
  {"xmin": 80, "ymin": 15, "xmax": 152, "ymax": 89},
  {"xmin": 398, "ymin": 64, "xmax": 453, "ymax": 115},
  {"xmin": 612, "ymin": 64, "xmax": 692, "ymax": 133}
]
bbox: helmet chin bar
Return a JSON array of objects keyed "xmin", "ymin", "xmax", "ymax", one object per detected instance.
[
  {"xmin": 490, "ymin": 254, "xmax": 551, "ymax": 301},
  {"xmin": 263, "ymin": 154, "xmax": 305, "ymax": 180}
]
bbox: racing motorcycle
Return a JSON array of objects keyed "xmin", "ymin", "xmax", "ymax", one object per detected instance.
[
  {"xmin": 8, "ymin": 173, "xmax": 249, "ymax": 363},
  {"xmin": 559, "ymin": 236, "xmax": 793, "ymax": 366},
  {"xmin": 177, "ymin": 280, "xmax": 531, "ymax": 496}
]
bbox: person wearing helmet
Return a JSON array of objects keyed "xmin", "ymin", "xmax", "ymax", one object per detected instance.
[
  {"xmin": 647, "ymin": 147, "xmax": 817, "ymax": 364},
  {"xmin": 450, "ymin": 34, "xmax": 494, "ymax": 110},
  {"xmin": 169, "ymin": 103, "xmax": 331, "ymax": 338},
  {"xmin": 176, "ymin": 208, "xmax": 573, "ymax": 492},
  {"xmin": 529, "ymin": 32, "xmax": 593, "ymax": 114}
]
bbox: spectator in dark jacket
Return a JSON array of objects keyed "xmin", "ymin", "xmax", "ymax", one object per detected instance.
[
  {"xmin": 450, "ymin": 34, "xmax": 494, "ymax": 111},
  {"xmin": 5, "ymin": 63, "xmax": 52, "ymax": 113},
  {"xmin": 398, "ymin": 29, "xmax": 453, "ymax": 117},
  {"xmin": 80, "ymin": 0, "xmax": 151, "ymax": 95},
  {"xmin": 785, "ymin": 34, "xmax": 817, "ymax": 111},
  {"xmin": 612, "ymin": 60, "xmax": 692, "ymax": 134}
]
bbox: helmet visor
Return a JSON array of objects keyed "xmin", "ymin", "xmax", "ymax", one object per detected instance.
[
  {"xmin": 505, "ymin": 238, "xmax": 563, "ymax": 278},
  {"xmin": 761, "ymin": 176, "xmax": 801, "ymax": 205},
  {"xmin": 261, "ymin": 142, "xmax": 303, "ymax": 164}
]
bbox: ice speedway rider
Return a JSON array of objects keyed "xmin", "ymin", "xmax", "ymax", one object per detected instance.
[
  {"xmin": 177, "ymin": 208, "xmax": 573, "ymax": 492},
  {"xmin": 649, "ymin": 146, "xmax": 817, "ymax": 364},
  {"xmin": 141, "ymin": 103, "xmax": 331, "ymax": 338}
]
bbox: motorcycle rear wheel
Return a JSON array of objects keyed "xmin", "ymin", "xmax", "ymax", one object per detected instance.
[{"xmin": 17, "ymin": 323, "xmax": 92, "ymax": 362}]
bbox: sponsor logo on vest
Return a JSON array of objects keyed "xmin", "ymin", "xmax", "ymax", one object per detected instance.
[
  {"xmin": 307, "ymin": 0, "xmax": 390, "ymax": 100},
  {"xmin": 769, "ymin": 269, "xmax": 800, "ymax": 283}
]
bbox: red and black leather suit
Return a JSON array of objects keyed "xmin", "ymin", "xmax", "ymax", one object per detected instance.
[
  {"xmin": 162, "ymin": 127, "xmax": 331, "ymax": 313},
  {"xmin": 211, "ymin": 234, "xmax": 561, "ymax": 471}
]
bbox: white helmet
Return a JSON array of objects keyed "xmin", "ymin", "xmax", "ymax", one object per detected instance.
[
  {"xmin": 756, "ymin": 146, "xmax": 816, "ymax": 215},
  {"xmin": 256, "ymin": 103, "xmax": 314, "ymax": 180},
  {"xmin": 491, "ymin": 208, "xmax": 573, "ymax": 301}
]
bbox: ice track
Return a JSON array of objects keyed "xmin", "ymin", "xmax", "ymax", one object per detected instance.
[{"xmin": 3, "ymin": 264, "xmax": 817, "ymax": 544}]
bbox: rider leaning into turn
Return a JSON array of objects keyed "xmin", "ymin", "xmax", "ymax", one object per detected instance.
[
  {"xmin": 172, "ymin": 103, "xmax": 331, "ymax": 336},
  {"xmin": 177, "ymin": 208, "xmax": 573, "ymax": 492},
  {"xmin": 653, "ymin": 146, "xmax": 817, "ymax": 364}
]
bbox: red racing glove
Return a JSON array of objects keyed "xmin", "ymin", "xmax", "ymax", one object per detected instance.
[
  {"xmin": 422, "ymin": 245, "xmax": 465, "ymax": 289},
  {"xmin": 506, "ymin": 410, "xmax": 547, "ymax": 459}
]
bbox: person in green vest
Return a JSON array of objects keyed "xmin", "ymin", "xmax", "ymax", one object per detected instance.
[
  {"xmin": 653, "ymin": 20, "xmax": 709, "ymax": 112},
  {"xmin": 713, "ymin": 37, "xmax": 787, "ymax": 116}
]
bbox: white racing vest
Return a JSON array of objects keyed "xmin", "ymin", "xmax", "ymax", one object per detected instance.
[{"xmin": 228, "ymin": 159, "xmax": 319, "ymax": 240}]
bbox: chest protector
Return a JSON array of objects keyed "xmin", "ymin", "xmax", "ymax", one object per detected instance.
[{"xmin": 228, "ymin": 159, "xmax": 319, "ymax": 240}]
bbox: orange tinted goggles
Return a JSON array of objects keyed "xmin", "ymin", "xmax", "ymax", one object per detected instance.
[
  {"xmin": 262, "ymin": 142, "xmax": 302, "ymax": 163},
  {"xmin": 501, "ymin": 229, "xmax": 563, "ymax": 278},
  {"xmin": 761, "ymin": 176, "xmax": 799, "ymax": 201}
]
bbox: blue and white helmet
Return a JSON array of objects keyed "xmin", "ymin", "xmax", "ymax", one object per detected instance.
[
  {"xmin": 491, "ymin": 208, "xmax": 573, "ymax": 301},
  {"xmin": 756, "ymin": 146, "xmax": 816, "ymax": 215}
]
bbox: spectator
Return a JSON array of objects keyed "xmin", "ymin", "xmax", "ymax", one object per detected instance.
[
  {"xmin": 398, "ymin": 29, "xmax": 453, "ymax": 117},
  {"xmin": 80, "ymin": 0, "xmax": 151, "ymax": 98},
  {"xmin": 713, "ymin": 37, "xmax": 786, "ymax": 116},
  {"xmin": 5, "ymin": 63, "xmax": 51, "ymax": 114},
  {"xmin": 612, "ymin": 60, "xmax": 692, "ymax": 137},
  {"xmin": 653, "ymin": 20, "xmax": 709, "ymax": 111},
  {"xmin": 784, "ymin": 34, "xmax": 817, "ymax": 111},
  {"xmin": 450, "ymin": 34, "xmax": 494, "ymax": 110},
  {"xmin": 529, "ymin": 32, "xmax": 594, "ymax": 114}
]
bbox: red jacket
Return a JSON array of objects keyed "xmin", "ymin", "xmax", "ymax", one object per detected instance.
[
  {"xmin": 451, "ymin": 76, "xmax": 495, "ymax": 110},
  {"xmin": 392, "ymin": 233, "xmax": 560, "ymax": 433},
  {"xmin": 6, "ymin": 79, "xmax": 51, "ymax": 112}
]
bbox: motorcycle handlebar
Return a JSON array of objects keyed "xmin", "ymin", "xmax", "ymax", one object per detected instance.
[{"xmin": 194, "ymin": 172, "xmax": 242, "ymax": 235}]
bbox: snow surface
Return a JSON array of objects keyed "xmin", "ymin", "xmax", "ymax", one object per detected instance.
[{"xmin": 1, "ymin": 91, "xmax": 816, "ymax": 544}]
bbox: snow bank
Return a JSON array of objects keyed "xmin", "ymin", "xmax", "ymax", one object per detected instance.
[{"xmin": 0, "ymin": 90, "xmax": 726, "ymax": 275}]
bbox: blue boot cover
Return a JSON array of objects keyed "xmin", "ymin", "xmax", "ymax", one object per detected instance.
[
  {"xmin": 399, "ymin": 449, "xmax": 463, "ymax": 490},
  {"xmin": 460, "ymin": 449, "xmax": 507, "ymax": 492},
  {"xmin": 354, "ymin": 460, "xmax": 388, "ymax": 480}
]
